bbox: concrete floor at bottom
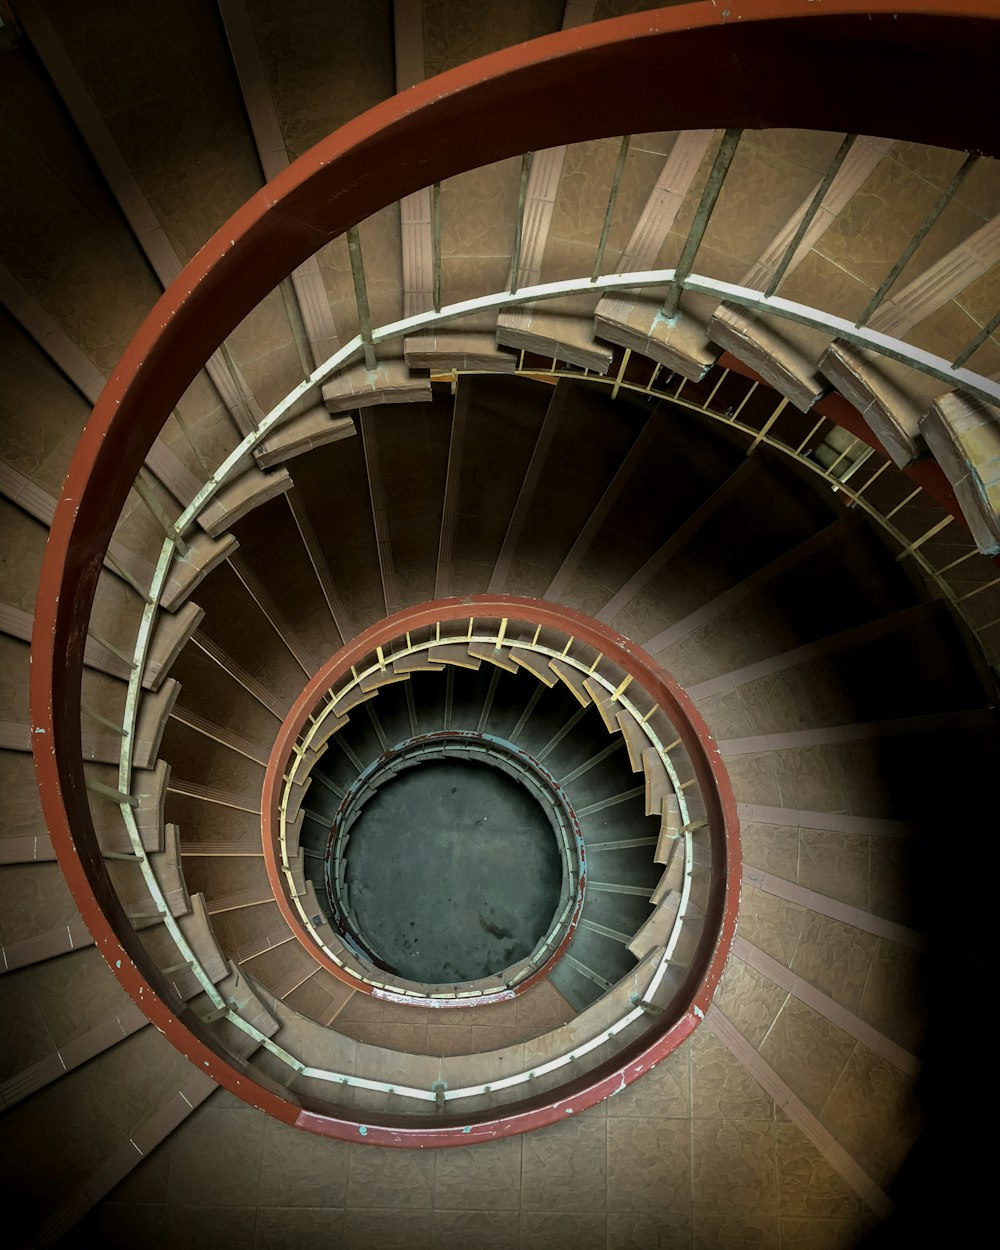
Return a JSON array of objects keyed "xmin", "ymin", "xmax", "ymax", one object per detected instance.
[{"xmin": 342, "ymin": 759, "xmax": 563, "ymax": 982}]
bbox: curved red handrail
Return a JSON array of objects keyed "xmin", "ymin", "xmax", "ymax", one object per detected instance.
[
  {"xmin": 261, "ymin": 597, "xmax": 738, "ymax": 1004},
  {"xmin": 30, "ymin": 2, "xmax": 1000, "ymax": 1143}
]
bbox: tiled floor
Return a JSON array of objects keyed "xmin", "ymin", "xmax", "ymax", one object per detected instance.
[{"xmin": 68, "ymin": 1028, "xmax": 876, "ymax": 1249}]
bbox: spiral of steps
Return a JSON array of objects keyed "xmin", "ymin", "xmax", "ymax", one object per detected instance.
[{"xmin": 2, "ymin": 3, "xmax": 1000, "ymax": 1248}]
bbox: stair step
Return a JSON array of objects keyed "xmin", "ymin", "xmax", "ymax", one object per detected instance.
[
  {"xmin": 390, "ymin": 651, "xmax": 445, "ymax": 675},
  {"xmin": 177, "ymin": 893, "xmax": 230, "ymax": 984},
  {"xmin": 144, "ymin": 602, "xmax": 205, "ymax": 691},
  {"xmin": 628, "ymin": 894, "xmax": 681, "ymax": 961},
  {"xmin": 200, "ymin": 467, "xmax": 293, "ymax": 539},
  {"xmin": 427, "ymin": 641, "xmax": 483, "ymax": 670},
  {"xmin": 548, "ymin": 658, "xmax": 593, "ymax": 705},
  {"xmin": 509, "ymin": 646, "xmax": 559, "ymax": 686},
  {"xmin": 654, "ymin": 796, "xmax": 683, "ymax": 863},
  {"xmin": 467, "ymin": 640, "xmax": 519, "ymax": 672},
  {"xmin": 358, "ymin": 667, "xmax": 411, "ymax": 693},
  {"xmin": 161, "ymin": 533, "xmax": 238, "ymax": 613},
  {"xmin": 616, "ymin": 707, "xmax": 648, "ymax": 773},
  {"xmin": 642, "ymin": 747, "xmax": 671, "ymax": 817},
  {"xmin": 583, "ymin": 676, "xmax": 619, "ymax": 732}
]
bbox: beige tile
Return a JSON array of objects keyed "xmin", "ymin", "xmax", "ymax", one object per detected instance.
[
  {"xmin": 440, "ymin": 160, "xmax": 520, "ymax": 260},
  {"xmin": 81, "ymin": 1026, "xmax": 195, "ymax": 1139},
  {"xmin": 544, "ymin": 138, "xmax": 626, "ymax": 277},
  {"xmin": 706, "ymin": 132, "xmax": 830, "ymax": 272},
  {"xmin": 607, "ymin": 1044, "xmax": 690, "ymax": 1119},
  {"xmin": 108, "ymin": 1143, "xmax": 172, "ymax": 1204},
  {"xmin": 722, "ymin": 754, "xmax": 781, "ymax": 807},
  {"xmin": 797, "ymin": 830, "xmax": 869, "ymax": 910},
  {"xmin": 341, "ymin": 1208, "xmax": 433, "ymax": 1249},
  {"xmin": 378, "ymin": 1022, "xmax": 431, "ymax": 1054},
  {"xmin": 736, "ymin": 885, "xmax": 808, "ymax": 968},
  {"xmin": 607, "ymin": 1212, "xmax": 694, "ymax": 1249},
  {"xmin": 521, "ymin": 1113, "xmax": 608, "ymax": 1213},
  {"xmin": 695, "ymin": 691, "xmax": 755, "ymax": 741},
  {"xmin": 780, "ymin": 249, "xmax": 871, "ymax": 325},
  {"xmin": 516, "ymin": 979, "xmax": 575, "ymax": 1033},
  {"xmin": 0, "ymin": 747, "xmax": 47, "ymax": 838},
  {"xmin": 691, "ymin": 614, "xmax": 778, "ymax": 677},
  {"xmin": 740, "ymin": 822, "xmax": 799, "ymax": 883},
  {"xmin": 169, "ymin": 1205, "xmax": 259, "ymax": 1250},
  {"xmin": 0, "ymin": 861, "xmax": 80, "ymax": 944},
  {"xmin": 693, "ymin": 1213, "xmax": 778, "ymax": 1248},
  {"xmin": 470, "ymin": 1024, "xmax": 522, "ymax": 1053},
  {"xmin": 691, "ymin": 1121, "xmax": 778, "ymax": 1216},
  {"xmin": 834, "ymin": 742, "xmax": 898, "ymax": 821},
  {"xmin": 433, "ymin": 1137, "xmax": 522, "ymax": 1211},
  {"xmin": 758, "ymin": 998, "xmax": 856, "ymax": 1118},
  {"xmin": 254, "ymin": 1206, "xmax": 343, "ymax": 1250},
  {"xmin": 712, "ymin": 957, "xmax": 788, "ymax": 1051},
  {"xmin": 772, "ymin": 747, "xmax": 849, "ymax": 814},
  {"xmin": 608, "ymin": 1117, "xmax": 691, "ymax": 1215},
  {"xmin": 257, "ymin": 1116, "xmax": 350, "ymax": 1207},
  {"xmin": 856, "ymin": 938, "xmax": 926, "ymax": 1054},
  {"xmin": 336, "ymin": 1018, "xmax": 385, "ymax": 1045},
  {"xmin": 425, "ymin": 0, "xmax": 564, "ymax": 77},
  {"xmin": 691, "ymin": 1032, "xmax": 775, "ymax": 1122},
  {"xmin": 735, "ymin": 673, "xmax": 818, "ymax": 738},
  {"xmin": 821, "ymin": 1047, "xmax": 920, "ymax": 1188},
  {"xmin": 775, "ymin": 1124, "xmax": 861, "ymax": 1220},
  {"xmin": 426, "ymin": 1021, "xmax": 476, "ymax": 1056},
  {"xmin": 657, "ymin": 634, "xmax": 716, "ymax": 688},
  {"xmin": 777, "ymin": 1216, "xmax": 863, "ymax": 1249},
  {"xmin": 789, "ymin": 915, "xmax": 878, "ymax": 1014},
  {"xmin": 432, "ymin": 1209, "xmax": 519, "ymax": 1250},
  {"xmin": 519, "ymin": 1210, "xmax": 607, "ymax": 1250},
  {"xmin": 0, "ymin": 1074, "xmax": 128, "ymax": 1210},
  {"xmin": 167, "ymin": 1103, "xmax": 265, "ymax": 1207},
  {"xmin": 346, "ymin": 1141, "xmax": 435, "ymax": 1208},
  {"xmin": 817, "ymin": 155, "xmax": 942, "ymax": 289}
]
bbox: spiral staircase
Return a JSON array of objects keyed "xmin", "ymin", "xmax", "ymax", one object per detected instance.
[{"xmin": 1, "ymin": 3, "xmax": 999, "ymax": 1248}]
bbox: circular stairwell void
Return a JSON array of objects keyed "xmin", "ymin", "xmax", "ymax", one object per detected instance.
[
  {"xmin": 189, "ymin": 593, "xmax": 743, "ymax": 1141},
  {"xmin": 326, "ymin": 736, "xmax": 575, "ymax": 984}
]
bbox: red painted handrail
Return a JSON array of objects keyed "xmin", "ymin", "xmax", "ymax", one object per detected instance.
[
  {"xmin": 261, "ymin": 597, "xmax": 738, "ymax": 1004},
  {"xmin": 30, "ymin": 2, "xmax": 1000, "ymax": 1143}
]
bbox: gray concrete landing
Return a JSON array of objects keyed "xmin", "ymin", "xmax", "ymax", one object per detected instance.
[{"xmin": 342, "ymin": 759, "xmax": 562, "ymax": 983}]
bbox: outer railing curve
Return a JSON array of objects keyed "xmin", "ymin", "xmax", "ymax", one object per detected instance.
[{"xmin": 29, "ymin": 1, "xmax": 1000, "ymax": 1143}]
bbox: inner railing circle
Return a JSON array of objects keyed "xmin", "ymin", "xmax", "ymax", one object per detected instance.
[{"xmin": 323, "ymin": 731, "xmax": 584, "ymax": 987}]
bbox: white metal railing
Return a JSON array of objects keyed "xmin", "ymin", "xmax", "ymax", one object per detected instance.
[
  {"xmin": 277, "ymin": 619, "xmax": 697, "ymax": 1012},
  {"xmin": 433, "ymin": 359, "xmax": 1000, "ymax": 669},
  {"xmin": 83, "ymin": 309, "xmax": 994, "ymax": 1111},
  {"xmin": 89, "ymin": 556, "xmax": 705, "ymax": 1107},
  {"xmin": 169, "ymin": 271, "xmax": 1000, "ymax": 539},
  {"xmin": 79, "ymin": 139, "xmax": 1000, "ymax": 1108}
]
